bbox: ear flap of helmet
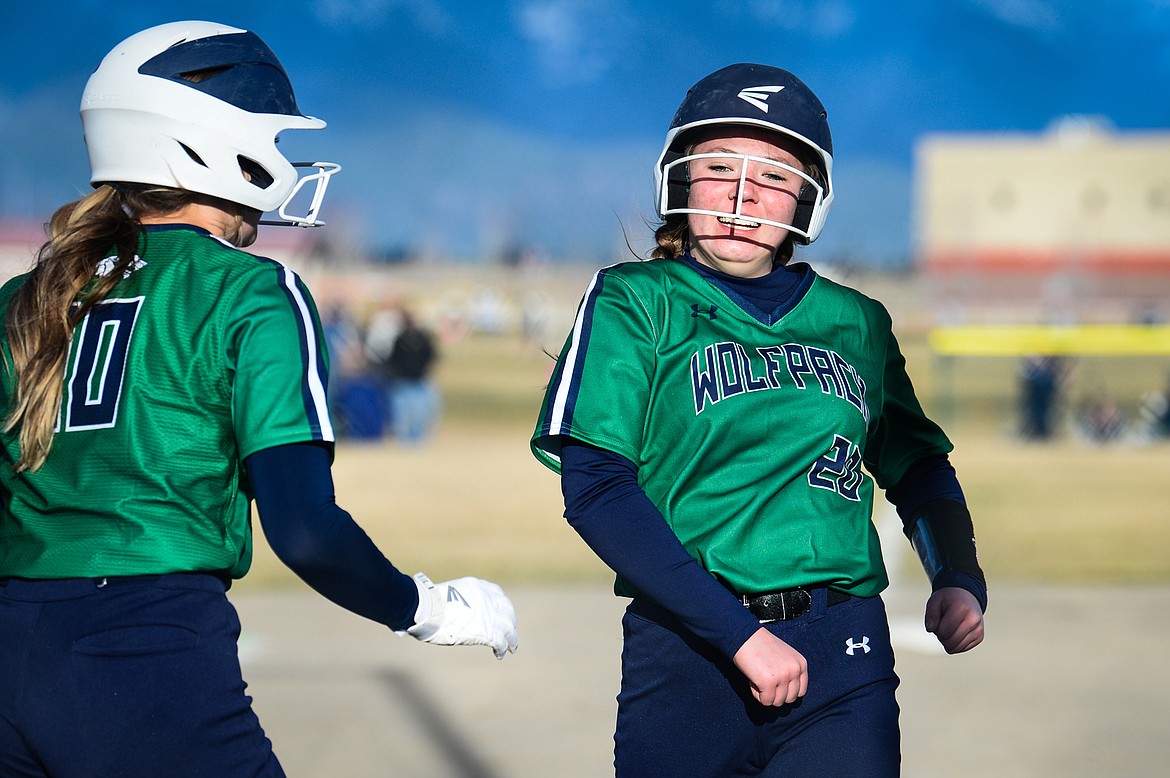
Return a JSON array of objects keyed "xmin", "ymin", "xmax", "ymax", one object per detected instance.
[
  {"xmin": 660, "ymin": 149, "xmax": 690, "ymax": 214},
  {"xmin": 790, "ymin": 159, "xmax": 829, "ymax": 244},
  {"xmin": 791, "ymin": 189, "xmax": 817, "ymax": 241}
]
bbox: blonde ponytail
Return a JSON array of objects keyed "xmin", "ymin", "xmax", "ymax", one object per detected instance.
[{"xmin": 3, "ymin": 184, "xmax": 197, "ymax": 471}]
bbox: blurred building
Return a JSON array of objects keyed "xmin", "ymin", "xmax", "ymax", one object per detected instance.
[{"xmin": 915, "ymin": 117, "xmax": 1170, "ymax": 323}]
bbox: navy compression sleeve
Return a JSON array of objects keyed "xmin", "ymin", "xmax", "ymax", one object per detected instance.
[
  {"xmin": 560, "ymin": 440, "xmax": 762, "ymax": 659},
  {"xmin": 246, "ymin": 442, "xmax": 419, "ymax": 630},
  {"xmin": 883, "ymin": 454, "xmax": 965, "ymax": 520}
]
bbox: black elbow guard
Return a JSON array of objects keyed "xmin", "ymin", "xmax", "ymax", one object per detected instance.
[{"xmin": 905, "ymin": 499, "xmax": 988, "ymax": 612}]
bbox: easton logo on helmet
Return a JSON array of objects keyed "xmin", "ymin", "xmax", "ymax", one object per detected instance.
[{"xmin": 736, "ymin": 85, "xmax": 785, "ymax": 112}]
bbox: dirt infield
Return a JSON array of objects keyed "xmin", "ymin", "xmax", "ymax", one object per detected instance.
[{"xmin": 230, "ymin": 576, "xmax": 1170, "ymax": 778}]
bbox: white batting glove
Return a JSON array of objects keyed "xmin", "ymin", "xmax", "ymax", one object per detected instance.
[{"xmin": 398, "ymin": 573, "xmax": 519, "ymax": 659}]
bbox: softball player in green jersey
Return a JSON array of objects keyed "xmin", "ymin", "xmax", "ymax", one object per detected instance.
[
  {"xmin": 0, "ymin": 22, "xmax": 515, "ymax": 778},
  {"xmin": 532, "ymin": 63, "xmax": 986, "ymax": 777}
]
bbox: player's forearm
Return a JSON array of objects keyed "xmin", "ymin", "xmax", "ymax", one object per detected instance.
[
  {"xmin": 903, "ymin": 499, "xmax": 987, "ymax": 612},
  {"xmin": 247, "ymin": 442, "xmax": 419, "ymax": 630},
  {"xmin": 560, "ymin": 440, "xmax": 761, "ymax": 659},
  {"xmin": 885, "ymin": 456, "xmax": 987, "ymax": 610}
]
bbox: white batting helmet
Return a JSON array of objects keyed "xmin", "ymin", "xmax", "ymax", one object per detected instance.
[{"xmin": 81, "ymin": 21, "xmax": 338, "ymax": 226}]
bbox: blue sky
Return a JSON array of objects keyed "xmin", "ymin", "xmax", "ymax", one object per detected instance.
[{"xmin": 2, "ymin": 0, "xmax": 1168, "ymax": 265}]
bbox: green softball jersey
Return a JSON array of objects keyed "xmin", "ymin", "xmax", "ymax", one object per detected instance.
[
  {"xmin": 0, "ymin": 225, "xmax": 334, "ymax": 579},
  {"xmin": 531, "ymin": 258, "xmax": 952, "ymax": 598}
]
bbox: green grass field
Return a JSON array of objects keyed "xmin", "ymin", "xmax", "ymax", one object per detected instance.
[{"xmin": 243, "ymin": 320, "xmax": 1170, "ymax": 592}]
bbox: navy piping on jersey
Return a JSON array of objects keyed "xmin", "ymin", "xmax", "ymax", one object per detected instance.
[
  {"xmin": 544, "ymin": 265, "xmax": 611, "ymax": 458},
  {"xmin": 260, "ymin": 259, "xmax": 334, "ymax": 441}
]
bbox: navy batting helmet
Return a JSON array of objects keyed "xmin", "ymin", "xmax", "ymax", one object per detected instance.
[{"xmin": 654, "ymin": 63, "xmax": 834, "ymax": 244}]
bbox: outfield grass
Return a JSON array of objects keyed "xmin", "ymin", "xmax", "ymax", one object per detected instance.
[{"xmin": 956, "ymin": 434, "xmax": 1170, "ymax": 583}]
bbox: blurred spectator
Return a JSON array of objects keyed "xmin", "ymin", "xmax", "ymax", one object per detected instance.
[
  {"xmin": 363, "ymin": 301, "xmax": 404, "ymax": 368},
  {"xmin": 1138, "ymin": 370, "xmax": 1170, "ymax": 440},
  {"xmin": 381, "ymin": 309, "xmax": 440, "ymax": 445},
  {"xmin": 1018, "ymin": 356, "xmax": 1067, "ymax": 440},
  {"xmin": 322, "ymin": 303, "xmax": 362, "ymax": 379},
  {"xmin": 1160, "ymin": 372, "xmax": 1170, "ymax": 439},
  {"xmin": 1077, "ymin": 394, "xmax": 1125, "ymax": 443},
  {"xmin": 359, "ymin": 301, "xmax": 405, "ymax": 436},
  {"xmin": 468, "ymin": 287, "xmax": 508, "ymax": 333},
  {"xmin": 323, "ymin": 303, "xmax": 382, "ymax": 440}
]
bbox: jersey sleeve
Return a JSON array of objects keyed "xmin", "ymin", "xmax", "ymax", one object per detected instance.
[
  {"xmin": 864, "ymin": 324, "xmax": 953, "ymax": 490},
  {"xmin": 532, "ymin": 266, "xmax": 657, "ymax": 472},
  {"xmin": 226, "ymin": 263, "xmax": 334, "ymax": 460}
]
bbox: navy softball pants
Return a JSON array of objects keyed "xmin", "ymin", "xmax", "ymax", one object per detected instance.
[
  {"xmin": 0, "ymin": 573, "xmax": 284, "ymax": 777},
  {"xmin": 614, "ymin": 590, "xmax": 901, "ymax": 777}
]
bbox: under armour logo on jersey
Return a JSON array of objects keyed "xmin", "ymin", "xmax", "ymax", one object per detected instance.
[
  {"xmin": 691, "ymin": 304, "xmax": 718, "ymax": 320},
  {"xmin": 737, "ymin": 85, "xmax": 785, "ymax": 112},
  {"xmin": 447, "ymin": 587, "xmax": 470, "ymax": 608},
  {"xmin": 845, "ymin": 636, "xmax": 871, "ymax": 656}
]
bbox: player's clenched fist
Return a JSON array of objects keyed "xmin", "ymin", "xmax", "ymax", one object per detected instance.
[
  {"xmin": 732, "ymin": 627, "xmax": 809, "ymax": 707},
  {"xmin": 925, "ymin": 587, "xmax": 985, "ymax": 654},
  {"xmin": 399, "ymin": 573, "xmax": 519, "ymax": 659}
]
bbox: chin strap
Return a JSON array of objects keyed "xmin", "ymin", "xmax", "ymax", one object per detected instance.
[{"xmin": 905, "ymin": 499, "xmax": 988, "ymax": 612}]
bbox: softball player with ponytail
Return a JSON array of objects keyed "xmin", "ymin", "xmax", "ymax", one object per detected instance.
[
  {"xmin": 532, "ymin": 63, "xmax": 985, "ymax": 776},
  {"xmin": 0, "ymin": 22, "xmax": 515, "ymax": 777}
]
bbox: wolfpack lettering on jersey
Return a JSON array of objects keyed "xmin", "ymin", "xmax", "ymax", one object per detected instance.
[
  {"xmin": 689, "ymin": 339, "xmax": 868, "ymax": 420},
  {"xmin": 533, "ymin": 257, "xmax": 951, "ymax": 598}
]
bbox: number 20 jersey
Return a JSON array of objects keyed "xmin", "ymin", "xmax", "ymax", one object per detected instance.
[
  {"xmin": 0, "ymin": 225, "xmax": 333, "ymax": 579},
  {"xmin": 531, "ymin": 258, "xmax": 952, "ymax": 598}
]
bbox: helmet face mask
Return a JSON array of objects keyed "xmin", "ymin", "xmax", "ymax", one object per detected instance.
[
  {"xmin": 260, "ymin": 161, "xmax": 341, "ymax": 228},
  {"xmin": 82, "ymin": 21, "xmax": 338, "ymax": 227},
  {"xmin": 659, "ymin": 150, "xmax": 826, "ymax": 244},
  {"xmin": 655, "ymin": 64, "xmax": 834, "ymax": 245}
]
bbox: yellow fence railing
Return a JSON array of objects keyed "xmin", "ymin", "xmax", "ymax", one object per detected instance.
[{"xmin": 928, "ymin": 325, "xmax": 1170, "ymax": 357}]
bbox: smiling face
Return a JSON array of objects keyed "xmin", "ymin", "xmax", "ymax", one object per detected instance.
[{"xmin": 684, "ymin": 126, "xmax": 810, "ymax": 278}]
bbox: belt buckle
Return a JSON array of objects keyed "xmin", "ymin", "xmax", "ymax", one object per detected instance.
[
  {"xmin": 784, "ymin": 587, "xmax": 812, "ymax": 620},
  {"xmin": 744, "ymin": 587, "xmax": 812, "ymax": 623}
]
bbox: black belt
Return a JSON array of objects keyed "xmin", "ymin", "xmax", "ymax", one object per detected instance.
[
  {"xmin": 738, "ymin": 587, "xmax": 850, "ymax": 622},
  {"xmin": 0, "ymin": 571, "xmax": 230, "ymax": 601}
]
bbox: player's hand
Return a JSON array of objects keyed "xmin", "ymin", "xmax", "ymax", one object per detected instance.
[
  {"xmin": 925, "ymin": 587, "xmax": 984, "ymax": 654},
  {"xmin": 732, "ymin": 627, "xmax": 808, "ymax": 707},
  {"xmin": 400, "ymin": 573, "xmax": 519, "ymax": 659}
]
